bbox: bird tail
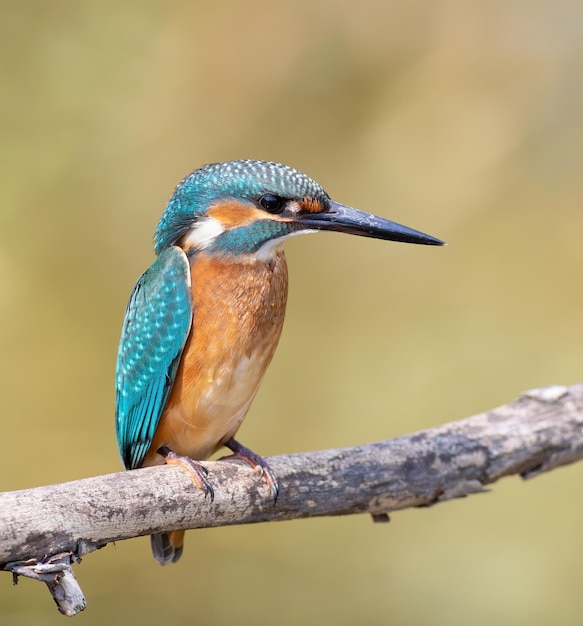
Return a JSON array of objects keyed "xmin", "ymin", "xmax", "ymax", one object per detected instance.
[{"xmin": 150, "ymin": 531, "xmax": 185, "ymax": 565}]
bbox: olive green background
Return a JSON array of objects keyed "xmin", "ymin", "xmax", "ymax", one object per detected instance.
[{"xmin": 1, "ymin": 2, "xmax": 582, "ymax": 625}]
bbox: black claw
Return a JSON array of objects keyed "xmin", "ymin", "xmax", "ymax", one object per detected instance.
[
  {"xmin": 221, "ymin": 438, "xmax": 279, "ymax": 503},
  {"xmin": 157, "ymin": 445, "xmax": 215, "ymax": 502}
]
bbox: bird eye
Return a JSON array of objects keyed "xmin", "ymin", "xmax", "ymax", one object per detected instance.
[{"xmin": 259, "ymin": 194, "xmax": 285, "ymax": 214}]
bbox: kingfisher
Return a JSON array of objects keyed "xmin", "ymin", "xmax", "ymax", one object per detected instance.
[{"xmin": 115, "ymin": 159, "xmax": 444, "ymax": 565}]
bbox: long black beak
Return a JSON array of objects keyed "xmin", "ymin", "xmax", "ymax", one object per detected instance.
[{"xmin": 298, "ymin": 200, "xmax": 445, "ymax": 246}]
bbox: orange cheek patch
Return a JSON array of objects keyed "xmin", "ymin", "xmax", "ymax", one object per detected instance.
[
  {"xmin": 299, "ymin": 197, "xmax": 325, "ymax": 214},
  {"xmin": 208, "ymin": 201, "xmax": 267, "ymax": 229}
]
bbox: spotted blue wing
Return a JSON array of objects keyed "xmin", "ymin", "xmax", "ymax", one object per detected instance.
[{"xmin": 115, "ymin": 246, "xmax": 192, "ymax": 469}]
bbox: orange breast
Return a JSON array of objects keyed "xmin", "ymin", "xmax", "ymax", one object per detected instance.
[{"xmin": 142, "ymin": 248, "xmax": 288, "ymax": 466}]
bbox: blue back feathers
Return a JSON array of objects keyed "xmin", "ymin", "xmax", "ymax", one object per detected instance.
[{"xmin": 154, "ymin": 160, "xmax": 330, "ymax": 254}]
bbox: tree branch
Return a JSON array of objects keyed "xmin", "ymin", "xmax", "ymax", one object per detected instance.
[{"xmin": 2, "ymin": 383, "xmax": 583, "ymax": 616}]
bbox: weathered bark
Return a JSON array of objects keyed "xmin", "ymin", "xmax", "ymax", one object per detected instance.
[{"xmin": 2, "ymin": 383, "xmax": 583, "ymax": 616}]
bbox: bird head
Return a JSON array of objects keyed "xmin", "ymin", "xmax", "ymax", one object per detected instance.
[{"xmin": 153, "ymin": 160, "xmax": 444, "ymax": 257}]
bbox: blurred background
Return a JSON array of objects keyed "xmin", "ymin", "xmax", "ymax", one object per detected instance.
[{"xmin": 1, "ymin": 1, "xmax": 582, "ymax": 624}]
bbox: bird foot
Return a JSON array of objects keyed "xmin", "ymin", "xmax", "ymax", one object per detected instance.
[
  {"xmin": 157, "ymin": 445, "xmax": 214, "ymax": 502},
  {"xmin": 220, "ymin": 438, "xmax": 279, "ymax": 501}
]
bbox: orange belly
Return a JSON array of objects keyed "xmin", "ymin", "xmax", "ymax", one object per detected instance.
[{"xmin": 142, "ymin": 248, "xmax": 288, "ymax": 467}]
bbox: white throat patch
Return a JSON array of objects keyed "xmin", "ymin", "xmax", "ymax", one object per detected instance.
[{"xmin": 254, "ymin": 228, "xmax": 318, "ymax": 261}]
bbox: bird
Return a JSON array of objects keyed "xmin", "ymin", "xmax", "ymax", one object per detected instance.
[{"xmin": 115, "ymin": 159, "xmax": 444, "ymax": 565}]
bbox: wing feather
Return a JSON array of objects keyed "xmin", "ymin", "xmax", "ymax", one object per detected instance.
[{"xmin": 115, "ymin": 246, "xmax": 192, "ymax": 469}]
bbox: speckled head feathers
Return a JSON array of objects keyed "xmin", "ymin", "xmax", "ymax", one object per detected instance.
[{"xmin": 154, "ymin": 160, "xmax": 330, "ymax": 254}]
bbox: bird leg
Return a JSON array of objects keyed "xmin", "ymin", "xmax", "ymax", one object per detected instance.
[
  {"xmin": 220, "ymin": 438, "xmax": 279, "ymax": 501},
  {"xmin": 157, "ymin": 445, "xmax": 214, "ymax": 502}
]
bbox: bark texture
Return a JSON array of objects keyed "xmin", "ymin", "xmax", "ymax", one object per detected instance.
[{"xmin": 2, "ymin": 383, "xmax": 583, "ymax": 616}]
